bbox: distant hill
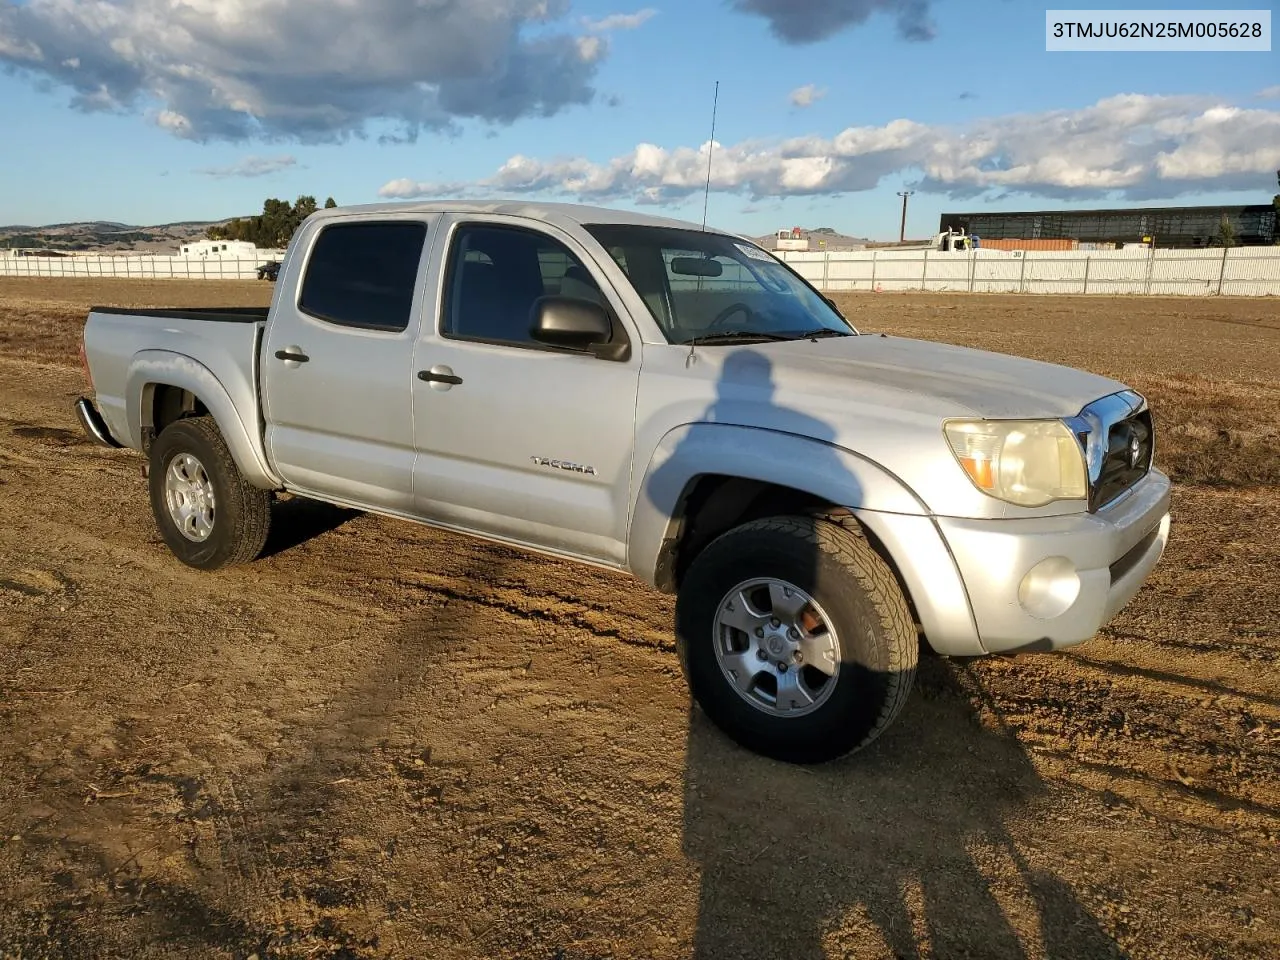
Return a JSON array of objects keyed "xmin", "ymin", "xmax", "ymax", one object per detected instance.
[
  {"xmin": 750, "ymin": 226, "xmax": 871, "ymax": 251},
  {"xmin": 0, "ymin": 219, "xmax": 242, "ymax": 254}
]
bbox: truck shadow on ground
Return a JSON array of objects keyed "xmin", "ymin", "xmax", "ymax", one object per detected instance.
[{"xmin": 258, "ymin": 495, "xmax": 361, "ymax": 559}]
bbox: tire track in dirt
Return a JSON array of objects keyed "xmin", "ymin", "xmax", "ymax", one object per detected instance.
[
  {"xmin": 394, "ymin": 570, "xmax": 675, "ymax": 653},
  {"xmin": 206, "ymin": 776, "xmax": 285, "ymax": 931}
]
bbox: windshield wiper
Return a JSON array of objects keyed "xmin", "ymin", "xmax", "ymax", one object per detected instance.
[
  {"xmin": 676, "ymin": 331, "xmax": 796, "ymax": 345},
  {"xmin": 792, "ymin": 328, "xmax": 854, "ymax": 340}
]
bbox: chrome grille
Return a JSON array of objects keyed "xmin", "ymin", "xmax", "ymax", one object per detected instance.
[
  {"xmin": 1065, "ymin": 390, "xmax": 1153, "ymax": 512},
  {"xmin": 1092, "ymin": 409, "xmax": 1153, "ymax": 510}
]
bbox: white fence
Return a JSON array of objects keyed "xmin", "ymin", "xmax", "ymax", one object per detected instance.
[
  {"xmin": 777, "ymin": 246, "xmax": 1280, "ymax": 297},
  {"xmin": 0, "ymin": 255, "xmax": 280, "ymax": 281},
  {"xmin": 3, "ymin": 245, "xmax": 1280, "ymax": 297}
]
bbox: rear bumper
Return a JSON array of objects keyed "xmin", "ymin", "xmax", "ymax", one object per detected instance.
[{"xmin": 75, "ymin": 397, "xmax": 123, "ymax": 449}]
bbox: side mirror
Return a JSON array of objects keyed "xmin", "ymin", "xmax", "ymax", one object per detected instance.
[{"xmin": 530, "ymin": 296, "xmax": 613, "ymax": 351}]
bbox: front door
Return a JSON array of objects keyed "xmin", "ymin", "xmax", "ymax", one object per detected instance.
[
  {"xmin": 410, "ymin": 219, "xmax": 641, "ymax": 565},
  {"xmin": 262, "ymin": 216, "xmax": 436, "ymax": 514}
]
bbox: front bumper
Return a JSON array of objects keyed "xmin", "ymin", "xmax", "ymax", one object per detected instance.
[
  {"xmin": 75, "ymin": 397, "xmax": 123, "ymax": 449},
  {"xmin": 935, "ymin": 469, "xmax": 1172, "ymax": 653}
]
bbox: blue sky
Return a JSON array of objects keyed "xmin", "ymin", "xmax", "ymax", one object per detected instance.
[{"xmin": 0, "ymin": 0, "xmax": 1276, "ymax": 239}]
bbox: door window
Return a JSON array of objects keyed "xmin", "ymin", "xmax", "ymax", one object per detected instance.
[
  {"xmin": 299, "ymin": 221, "xmax": 427, "ymax": 332},
  {"xmin": 443, "ymin": 224, "xmax": 606, "ymax": 347}
]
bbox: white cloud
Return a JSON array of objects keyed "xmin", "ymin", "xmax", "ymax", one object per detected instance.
[
  {"xmin": 1151, "ymin": 107, "xmax": 1280, "ymax": 181},
  {"xmin": 1258, "ymin": 85, "xmax": 1280, "ymax": 100},
  {"xmin": 379, "ymin": 178, "xmax": 425, "ymax": 200},
  {"xmin": 199, "ymin": 155, "xmax": 299, "ymax": 178},
  {"xmin": 790, "ymin": 84, "xmax": 827, "ymax": 108},
  {"xmin": 583, "ymin": 9, "xmax": 657, "ymax": 32},
  {"xmin": 575, "ymin": 35, "xmax": 606, "ymax": 62},
  {"xmin": 379, "ymin": 94, "xmax": 1280, "ymax": 205},
  {"xmin": 157, "ymin": 110, "xmax": 193, "ymax": 136},
  {"xmin": 0, "ymin": 0, "xmax": 605, "ymax": 142}
]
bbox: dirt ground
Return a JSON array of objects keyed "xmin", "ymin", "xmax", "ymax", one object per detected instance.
[{"xmin": 1, "ymin": 278, "xmax": 1277, "ymax": 960}]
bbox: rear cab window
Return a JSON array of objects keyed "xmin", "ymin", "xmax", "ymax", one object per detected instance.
[{"xmin": 299, "ymin": 221, "xmax": 428, "ymax": 332}]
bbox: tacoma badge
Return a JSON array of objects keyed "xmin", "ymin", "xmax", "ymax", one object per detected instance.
[{"xmin": 531, "ymin": 456, "xmax": 598, "ymax": 476}]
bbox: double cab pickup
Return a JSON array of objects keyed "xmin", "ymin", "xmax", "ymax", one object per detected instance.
[{"xmin": 76, "ymin": 201, "xmax": 1171, "ymax": 763}]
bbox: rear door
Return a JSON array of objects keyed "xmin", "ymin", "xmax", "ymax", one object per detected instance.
[
  {"xmin": 262, "ymin": 215, "xmax": 436, "ymax": 514},
  {"xmin": 410, "ymin": 217, "xmax": 642, "ymax": 564}
]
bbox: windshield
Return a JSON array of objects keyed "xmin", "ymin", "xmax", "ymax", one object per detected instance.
[{"xmin": 583, "ymin": 223, "xmax": 856, "ymax": 344}]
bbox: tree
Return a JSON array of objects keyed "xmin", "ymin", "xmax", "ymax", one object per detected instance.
[
  {"xmin": 294, "ymin": 195, "xmax": 318, "ymax": 222},
  {"xmin": 1216, "ymin": 214, "xmax": 1237, "ymax": 248},
  {"xmin": 324, "ymin": 197, "xmax": 337, "ymax": 208},
  {"xmin": 205, "ymin": 194, "xmax": 336, "ymax": 247}
]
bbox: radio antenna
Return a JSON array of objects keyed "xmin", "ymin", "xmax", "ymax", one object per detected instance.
[
  {"xmin": 701, "ymin": 80, "xmax": 719, "ymax": 231},
  {"xmin": 688, "ymin": 80, "xmax": 720, "ymax": 368}
]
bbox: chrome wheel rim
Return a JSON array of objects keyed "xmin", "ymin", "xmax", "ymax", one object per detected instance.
[
  {"xmin": 164, "ymin": 452, "xmax": 215, "ymax": 542},
  {"xmin": 712, "ymin": 577, "xmax": 841, "ymax": 717}
]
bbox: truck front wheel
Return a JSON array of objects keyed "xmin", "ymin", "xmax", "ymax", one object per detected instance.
[
  {"xmin": 675, "ymin": 516, "xmax": 918, "ymax": 763},
  {"xmin": 147, "ymin": 416, "xmax": 272, "ymax": 570}
]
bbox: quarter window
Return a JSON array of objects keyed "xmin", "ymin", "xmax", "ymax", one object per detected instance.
[
  {"xmin": 443, "ymin": 224, "xmax": 605, "ymax": 346},
  {"xmin": 299, "ymin": 221, "xmax": 427, "ymax": 332}
]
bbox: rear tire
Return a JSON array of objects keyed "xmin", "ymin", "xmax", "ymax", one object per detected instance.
[
  {"xmin": 676, "ymin": 516, "xmax": 917, "ymax": 764},
  {"xmin": 147, "ymin": 416, "xmax": 272, "ymax": 570}
]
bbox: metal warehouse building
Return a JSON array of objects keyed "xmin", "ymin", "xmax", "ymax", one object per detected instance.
[{"xmin": 939, "ymin": 204, "xmax": 1277, "ymax": 248}]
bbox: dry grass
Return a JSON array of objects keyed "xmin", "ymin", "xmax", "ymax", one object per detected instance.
[{"xmin": 1131, "ymin": 375, "xmax": 1280, "ymax": 487}]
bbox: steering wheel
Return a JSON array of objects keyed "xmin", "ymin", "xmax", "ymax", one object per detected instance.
[{"xmin": 706, "ymin": 301, "xmax": 756, "ymax": 333}]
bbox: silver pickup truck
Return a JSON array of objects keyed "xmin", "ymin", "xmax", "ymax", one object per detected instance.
[{"xmin": 76, "ymin": 201, "xmax": 1171, "ymax": 763}]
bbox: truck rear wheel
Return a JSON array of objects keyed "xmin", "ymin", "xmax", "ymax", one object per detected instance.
[
  {"xmin": 147, "ymin": 416, "xmax": 272, "ymax": 570},
  {"xmin": 675, "ymin": 516, "xmax": 918, "ymax": 764}
]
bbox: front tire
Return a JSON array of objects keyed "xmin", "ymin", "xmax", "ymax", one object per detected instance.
[
  {"xmin": 676, "ymin": 516, "xmax": 918, "ymax": 764},
  {"xmin": 147, "ymin": 416, "xmax": 272, "ymax": 570}
]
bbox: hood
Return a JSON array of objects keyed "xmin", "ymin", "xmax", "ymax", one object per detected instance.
[{"xmin": 761, "ymin": 333, "xmax": 1126, "ymax": 419}]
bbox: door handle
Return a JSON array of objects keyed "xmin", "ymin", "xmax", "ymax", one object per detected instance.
[
  {"xmin": 275, "ymin": 348, "xmax": 310, "ymax": 363},
  {"xmin": 418, "ymin": 369, "xmax": 463, "ymax": 385}
]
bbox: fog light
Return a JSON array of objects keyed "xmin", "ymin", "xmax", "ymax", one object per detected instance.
[{"xmin": 1018, "ymin": 557, "xmax": 1080, "ymax": 620}]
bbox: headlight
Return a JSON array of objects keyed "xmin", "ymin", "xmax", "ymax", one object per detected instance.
[{"xmin": 943, "ymin": 419, "xmax": 1087, "ymax": 507}]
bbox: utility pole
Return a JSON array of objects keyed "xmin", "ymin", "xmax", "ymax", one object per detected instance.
[{"xmin": 897, "ymin": 191, "xmax": 914, "ymax": 242}]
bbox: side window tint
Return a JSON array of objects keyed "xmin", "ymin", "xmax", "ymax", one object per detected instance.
[
  {"xmin": 299, "ymin": 221, "xmax": 427, "ymax": 332},
  {"xmin": 444, "ymin": 225, "xmax": 604, "ymax": 345}
]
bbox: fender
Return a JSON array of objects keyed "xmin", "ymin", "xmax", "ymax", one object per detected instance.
[
  {"xmin": 125, "ymin": 350, "xmax": 282, "ymax": 489},
  {"xmin": 625, "ymin": 422, "xmax": 985, "ymax": 657},
  {"xmin": 627, "ymin": 422, "xmax": 926, "ymax": 583}
]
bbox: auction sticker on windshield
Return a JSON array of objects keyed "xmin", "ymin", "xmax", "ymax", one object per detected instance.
[{"xmin": 735, "ymin": 242, "xmax": 775, "ymax": 262}]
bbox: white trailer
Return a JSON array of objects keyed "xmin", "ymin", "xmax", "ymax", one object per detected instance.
[{"xmin": 179, "ymin": 239, "xmax": 260, "ymax": 259}]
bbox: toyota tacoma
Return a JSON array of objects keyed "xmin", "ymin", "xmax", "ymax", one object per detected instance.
[{"xmin": 75, "ymin": 201, "xmax": 1171, "ymax": 763}]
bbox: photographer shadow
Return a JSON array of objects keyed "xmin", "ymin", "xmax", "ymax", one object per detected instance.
[{"xmin": 681, "ymin": 657, "xmax": 1124, "ymax": 959}]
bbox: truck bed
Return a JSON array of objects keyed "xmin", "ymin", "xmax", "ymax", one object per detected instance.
[
  {"xmin": 89, "ymin": 306, "xmax": 270, "ymax": 324},
  {"xmin": 83, "ymin": 306, "xmax": 267, "ymax": 455}
]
